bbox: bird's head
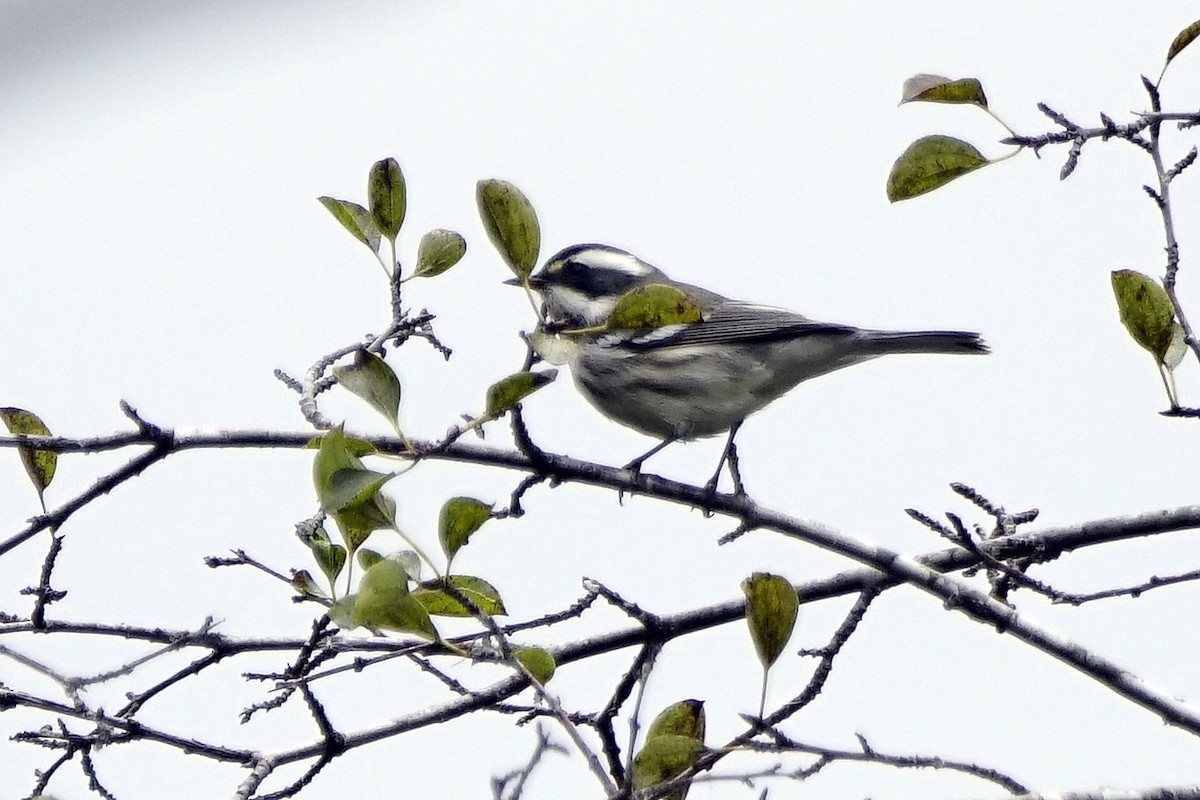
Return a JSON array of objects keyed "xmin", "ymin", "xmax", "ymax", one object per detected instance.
[{"xmin": 511, "ymin": 244, "xmax": 669, "ymax": 329}]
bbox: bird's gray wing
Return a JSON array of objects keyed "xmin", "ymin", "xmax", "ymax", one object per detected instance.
[{"xmin": 615, "ymin": 301, "xmax": 857, "ymax": 350}]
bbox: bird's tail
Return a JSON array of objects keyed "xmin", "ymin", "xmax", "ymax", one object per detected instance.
[{"xmin": 864, "ymin": 329, "xmax": 989, "ymax": 356}]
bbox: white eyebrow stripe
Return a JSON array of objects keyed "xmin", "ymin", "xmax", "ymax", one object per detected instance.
[{"xmin": 580, "ymin": 249, "xmax": 655, "ymax": 276}]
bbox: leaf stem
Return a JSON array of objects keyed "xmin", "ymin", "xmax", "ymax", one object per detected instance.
[
  {"xmin": 392, "ymin": 525, "xmax": 442, "ymax": 581},
  {"xmin": 1158, "ymin": 362, "xmax": 1179, "ymax": 408},
  {"xmin": 521, "ymin": 278, "xmax": 546, "ymax": 325},
  {"xmin": 758, "ymin": 666, "xmax": 769, "ymax": 720},
  {"xmin": 984, "ymin": 106, "xmax": 1020, "ymax": 139}
]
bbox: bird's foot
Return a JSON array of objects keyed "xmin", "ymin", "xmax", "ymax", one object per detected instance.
[
  {"xmin": 726, "ymin": 442, "xmax": 747, "ymax": 498},
  {"xmin": 700, "ymin": 474, "xmax": 721, "ymax": 517},
  {"xmin": 699, "ymin": 436, "xmax": 745, "ymax": 516},
  {"xmin": 619, "ymin": 458, "xmax": 646, "ymax": 506}
]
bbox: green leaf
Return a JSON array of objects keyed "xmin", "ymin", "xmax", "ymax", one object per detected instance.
[
  {"xmin": 320, "ymin": 467, "xmax": 396, "ymax": 515},
  {"xmin": 333, "ymin": 348, "xmax": 401, "ymax": 429},
  {"xmin": 318, "ymin": 196, "xmax": 381, "ymax": 253},
  {"xmin": 899, "ymin": 74, "xmax": 988, "ymax": 107},
  {"xmin": 412, "ymin": 229, "xmax": 467, "ymax": 279},
  {"xmin": 886, "ymin": 135, "xmax": 989, "ymax": 202},
  {"xmin": 357, "ymin": 548, "xmax": 384, "ymax": 571},
  {"xmin": 606, "ymin": 284, "xmax": 703, "ymax": 329},
  {"xmin": 412, "ymin": 575, "xmax": 507, "ymax": 617},
  {"xmin": 742, "ymin": 572, "xmax": 799, "ymax": 670},
  {"xmin": 646, "ymin": 700, "xmax": 706, "ymax": 742},
  {"xmin": 329, "ymin": 595, "xmax": 359, "ymax": 629},
  {"xmin": 485, "ymin": 369, "xmax": 557, "ymax": 418},
  {"xmin": 333, "ymin": 490, "xmax": 396, "ymax": 552},
  {"xmin": 1167, "ymin": 19, "xmax": 1200, "ymax": 66},
  {"xmin": 297, "ymin": 523, "xmax": 346, "ymax": 587},
  {"xmin": 304, "ymin": 433, "xmax": 377, "ymax": 457},
  {"xmin": 316, "ymin": 542, "xmax": 347, "ymax": 587},
  {"xmin": 312, "ymin": 429, "xmax": 397, "ymax": 551},
  {"xmin": 334, "ymin": 522, "xmax": 373, "ymax": 554},
  {"xmin": 312, "ymin": 425, "xmax": 364, "ymax": 495},
  {"xmin": 368, "ymin": 157, "xmax": 406, "ymax": 241},
  {"xmin": 1111, "ymin": 270, "xmax": 1182, "ymax": 364},
  {"xmin": 358, "ymin": 556, "xmax": 410, "ymax": 596},
  {"xmin": 640, "ymin": 700, "xmax": 705, "ymax": 800},
  {"xmin": 514, "ymin": 646, "xmax": 556, "ymax": 684},
  {"xmin": 438, "ymin": 497, "xmax": 493, "ymax": 562},
  {"xmin": 0, "ymin": 407, "xmax": 56, "ymax": 511},
  {"xmin": 355, "ymin": 559, "xmax": 437, "ymax": 638},
  {"xmin": 632, "ymin": 735, "xmax": 705, "ymax": 794},
  {"xmin": 290, "ymin": 569, "xmax": 326, "ymax": 600},
  {"xmin": 476, "ymin": 179, "xmax": 540, "ymax": 278},
  {"xmin": 358, "ymin": 592, "xmax": 437, "ymax": 638}
]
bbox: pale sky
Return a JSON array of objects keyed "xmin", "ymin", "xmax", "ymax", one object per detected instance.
[{"xmin": 3, "ymin": 3, "xmax": 1200, "ymax": 798}]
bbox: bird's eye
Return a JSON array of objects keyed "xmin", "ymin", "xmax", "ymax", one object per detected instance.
[{"xmin": 561, "ymin": 259, "xmax": 598, "ymax": 286}]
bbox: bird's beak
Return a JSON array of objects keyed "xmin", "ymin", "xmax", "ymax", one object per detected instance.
[{"xmin": 504, "ymin": 275, "xmax": 545, "ymax": 288}]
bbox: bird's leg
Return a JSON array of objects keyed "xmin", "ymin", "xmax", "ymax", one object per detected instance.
[
  {"xmin": 703, "ymin": 422, "xmax": 743, "ymax": 499},
  {"xmin": 619, "ymin": 436, "xmax": 678, "ymax": 504},
  {"xmin": 725, "ymin": 435, "xmax": 745, "ymax": 496},
  {"xmin": 623, "ymin": 436, "xmax": 679, "ymax": 479}
]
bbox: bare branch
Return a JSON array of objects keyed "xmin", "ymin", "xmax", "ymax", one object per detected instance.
[
  {"xmin": 974, "ymin": 785, "xmax": 1200, "ymax": 800},
  {"xmin": 492, "ymin": 725, "xmax": 567, "ymax": 800}
]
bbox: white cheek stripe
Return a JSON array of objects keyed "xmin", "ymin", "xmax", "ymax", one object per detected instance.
[{"xmin": 544, "ymin": 285, "xmax": 620, "ymax": 326}]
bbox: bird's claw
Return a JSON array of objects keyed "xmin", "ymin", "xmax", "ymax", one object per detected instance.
[{"xmin": 619, "ymin": 459, "xmax": 646, "ymax": 506}]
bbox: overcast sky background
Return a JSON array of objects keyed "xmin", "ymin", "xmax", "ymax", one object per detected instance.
[{"xmin": 2, "ymin": 2, "xmax": 1200, "ymax": 798}]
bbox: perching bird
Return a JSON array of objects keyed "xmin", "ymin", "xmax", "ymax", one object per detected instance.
[{"xmin": 516, "ymin": 243, "xmax": 987, "ymax": 493}]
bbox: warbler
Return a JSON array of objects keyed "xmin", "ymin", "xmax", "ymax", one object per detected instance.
[{"xmin": 514, "ymin": 243, "xmax": 987, "ymax": 493}]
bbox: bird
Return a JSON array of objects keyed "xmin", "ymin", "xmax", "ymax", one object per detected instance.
[{"xmin": 513, "ymin": 243, "xmax": 988, "ymax": 495}]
